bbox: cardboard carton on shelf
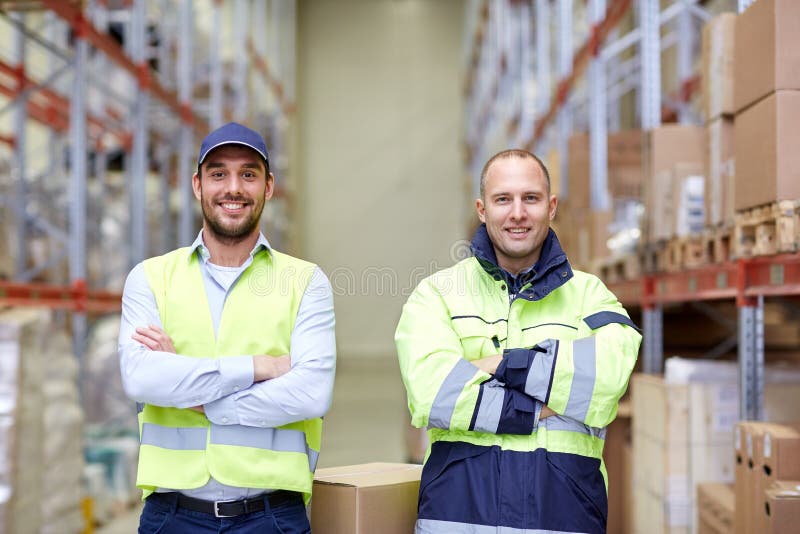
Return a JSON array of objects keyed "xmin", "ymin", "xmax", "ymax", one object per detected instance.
[
  {"xmin": 734, "ymin": 420, "xmax": 800, "ymax": 534},
  {"xmin": 752, "ymin": 423, "xmax": 800, "ymax": 533},
  {"xmin": 705, "ymin": 117, "xmax": 735, "ymax": 227},
  {"xmin": 642, "ymin": 125, "xmax": 705, "ymax": 242},
  {"xmin": 734, "ymin": 0, "xmax": 800, "ymax": 113},
  {"xmin": 310, "ymin": 462, "xmax": 422, "ymax": 534},
  {"xmin": 697, "ymin": 482, "xmax": 734, "ymax": 534},
  {"xmin": 734, "ymin": 90, "xmax": 800, "ymax": 211},
  {"xmin": 702, "ymin": 13, "xmax": 736, "ymax": 121},
  {"xmin": 764, "ymin": 480, "xmax": 800, "ymax": 533},
  {"xmin": 633, "ymin": 360, "xmax": 800, "ymax": 534},
  {"xmin": 608, "ymin": 130, "xmax": 643, "ymax": 199},
  {"xmin": 566, "ymin": 132, "xmax": 590, "ymax": 210}
]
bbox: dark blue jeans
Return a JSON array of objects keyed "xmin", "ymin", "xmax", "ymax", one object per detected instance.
[{"xmin": 138, "ymin": 493, "xmax": 310, "ymax": 534}]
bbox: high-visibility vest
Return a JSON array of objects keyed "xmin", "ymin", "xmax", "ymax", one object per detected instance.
[{"xmin": 137, "ymin": 246, "xmax": 321, "ymax": 502}]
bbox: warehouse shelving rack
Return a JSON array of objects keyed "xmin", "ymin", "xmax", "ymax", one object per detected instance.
[
  {"xmin": 0, "ymin": 0, "xmax": 296, "ymax": 357},
  {"xmin": 607, "ymin": 254, "xmax": 800, "ymax": 420},
  {"xmin": 462, "ymin": 0, "xmax": 788, "ymax": 420}
]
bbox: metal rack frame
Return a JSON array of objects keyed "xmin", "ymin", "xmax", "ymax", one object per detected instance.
[{"xmin": 0, "ymin": 1, "xmax": 296, "ymax": 356}]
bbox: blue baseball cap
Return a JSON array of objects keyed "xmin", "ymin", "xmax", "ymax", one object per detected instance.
[{"xmin": 197, "ymin": 122, "xmax": 269, "ymax": 168}]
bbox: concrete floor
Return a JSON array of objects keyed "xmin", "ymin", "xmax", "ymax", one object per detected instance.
[{"xmin": 96, "ymin": 357, "xmax": 412, "ymax": 532}]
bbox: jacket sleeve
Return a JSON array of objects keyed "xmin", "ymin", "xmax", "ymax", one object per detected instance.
[
  {"xmin": 493, "ymin": 275, "xmax": 641, "ymax": 428},
  {"xmin": 395, "ymin": 277, "xmax": 541, "ymax": 436}
]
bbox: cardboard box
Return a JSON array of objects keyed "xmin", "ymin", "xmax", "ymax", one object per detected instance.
[
  {"xmin": 576, "ymin": 209, "xmax": 614, "ymax": 264},
  {"xmin": 734, "ymin": 90, "xmax": 800, "ymax": 210},
  {"xmin": 608, "ymin": 130, "xmax": 644, "ymax": 199},
  {"xmin": 553, "ymin": 199, "xmax": 591, "ymax": 269},
  {"xmin": 697, "ymin": 483, "xmax": 734, "ymax": 534},
  {"xmin": 310, "ymin": 463, "xmax": 422, "ymax": 534},
  {"xmin": 621, "ymin": 442, "xmax": 634, "ymax": 534},
  {"xmin": 547, "ymin": 148, "xmax": 562, "ymax": 198},
  {"xmin": 705, "ymin": 117, "xmax": 735, "ymax": 227},
  {"xmin": 702, "ymin": 13, "xmax": 736, "ymax": 120},
  {"xmin": 753, "ymin": 423, "xmax": 800, "ymax": 532},
  {"xmin": 605, "ymin": 403, "xmax": 631, "ymax": 534},
  {"xmin": 643, "ymin": 126, "xmax": 705, "ymax": 242},
  {"xmin": 672, "ymin": 164, "xmax": 705, "ymax": 238},
  {"xmin": 764, "ymin": 480, "xmax": 800, "ymax": 533},
  {"xmin": 632, "ymin": 374, "xmax": 738, "ymax": 532},
  {"xmin": 734, "ymin": 0, "xmax": 800, "ymax": 112},
  {"xmin": 734, "ymin": 422, "xmax": 773, "ymax": 534},
  {"xmin": 634, "ymin": 366, "xmax": 800, "ymax": 534},
  {"xmin": 567, "ymin": 133, "xmax": 591, "ymax": 209}
]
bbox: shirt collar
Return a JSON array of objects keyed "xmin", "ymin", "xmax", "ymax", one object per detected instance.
[{"xmin": 186, "ymin": 230, "xmax": 272, "ymax": 263}]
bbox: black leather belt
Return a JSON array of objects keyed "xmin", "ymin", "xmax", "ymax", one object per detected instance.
[{"xmin": 148, "ymin": 490, "xmax": 301, "ymax": 518}]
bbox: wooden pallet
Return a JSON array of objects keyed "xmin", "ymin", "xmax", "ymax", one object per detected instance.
[
  {"xmin": 703, "ymin": 224, "xmax": 733, "ymax": 264},
  {"xmin": 595, "ymin": 254, "xmax": 641, "ymax": 284},
  {"xmin": 734, "ymin": 200, "xmax": 800, "ymax": 258},
  {"xmin": 664, "ymin": 234, "xmax": 708, "ymax": 272},
  {"xmin": 638, "ymin": 240, "xmax": 667, "ymax": 274}
]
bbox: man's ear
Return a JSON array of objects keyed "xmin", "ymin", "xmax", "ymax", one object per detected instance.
[
  {"xmin": 192, "ymin": 172, "xmax": 202, "ymax": 201},
  {"xmin": 264, "ymin": 172, "xmax": 275, "ymax": 200},
  {"xmin": 476, "ymin": 198, "xmax": 486, "ymax": 223}
]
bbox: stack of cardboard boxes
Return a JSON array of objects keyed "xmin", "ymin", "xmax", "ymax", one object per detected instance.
[
  {"xmin": 733, "ymin": 0, "xmax": 800, "ymax": 213},
  {"xmin": 702, "ymin": 13, "xmax": 736, "ymax": 229},
  {"xmin": 631, "ymin": 360, "xmax": 800, "ymax": 533},
  {"xmin": 555, "ymin": 131, "xmax": 642, "ymax": 273},
  {"xmin": 733, "ymin": 422, "xmax": 800, "ymax": 534}
]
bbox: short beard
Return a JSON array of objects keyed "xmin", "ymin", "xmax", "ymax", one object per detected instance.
[{"xmin": 201, "ymin": 197, "xmax": 264, "ymax": 246}]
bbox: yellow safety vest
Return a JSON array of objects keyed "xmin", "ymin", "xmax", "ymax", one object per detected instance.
[{"xmin": 137, "ymin": 246, "xmax": 321, "ymax": 502}]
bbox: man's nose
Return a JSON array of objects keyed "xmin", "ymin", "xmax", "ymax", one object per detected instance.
[
  {"xmin": 510, "ymin": 199, "xmax": 525, "ymax": 219},
  {"xmin": 225, "ymin": 175, "xmax": 243, "ymax": 194}
]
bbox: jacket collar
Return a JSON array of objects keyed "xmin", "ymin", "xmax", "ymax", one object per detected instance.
[{"xmin": 470, "ymin": 223, "xmax": 573, "ymax": 301}]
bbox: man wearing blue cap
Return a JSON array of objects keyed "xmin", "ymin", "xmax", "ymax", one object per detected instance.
[{"xmin": 118, "ymin": 122, "xmax": 336, "ymax": 533}]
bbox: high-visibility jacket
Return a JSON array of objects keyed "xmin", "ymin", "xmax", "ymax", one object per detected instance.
[
  {"xmin": 395, "ymin": 225, "xmax": 641, "ymax": 533},
  {"xmin": 138, "ymin": 247, "xmax": 321, "ymax": 502}
]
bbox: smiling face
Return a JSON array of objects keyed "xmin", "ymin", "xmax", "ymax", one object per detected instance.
[
  {"xmin": 192, "ymin": 144, "xmax": 273, "ymax": 245},
  {"xmin": 476, "ymin": 155, "xmax": 557, "ymax": 275}
]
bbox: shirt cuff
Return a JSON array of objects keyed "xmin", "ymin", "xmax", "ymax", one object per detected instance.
[
  {"xmin": 217, "ymin": 355, "xmax": 255, "ymax": 396},
  {"xmin": 204, "ymin": 355, "xmax": 254, "ymax": 425},
  {"xmin": 204, "ymin": 394, "xmax": 240, "ymax": 425}
]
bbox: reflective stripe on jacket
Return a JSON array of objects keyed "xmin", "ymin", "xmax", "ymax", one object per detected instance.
[
  {"xmin": 138, "ymin": 246, "xmax": 321, "ymax": 502},
  {"xmin": 395, "ymin": 226, "xmax": 641, "ymax": 532}
]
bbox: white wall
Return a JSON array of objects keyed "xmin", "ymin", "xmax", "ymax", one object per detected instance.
[{"xmin": 296, "ymin": 0, "xmax": 470, "ymax": 360}]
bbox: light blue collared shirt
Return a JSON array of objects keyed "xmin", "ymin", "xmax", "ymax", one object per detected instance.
[{"xmin": 118, "ymin": 231, "xmax": 336, "ymax": 501}]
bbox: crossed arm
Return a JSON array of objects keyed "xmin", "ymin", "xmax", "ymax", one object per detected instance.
[
  {"xmin": 395, "ymin": 276, "xmax": 640, "ymax": 435},
  {"xmin": 131, "ymin": 324, "xmax": 292, "ymax": 412},
  {"xmin": 118, "ymin": 263, "xmax": 336, "ymax": 428}
]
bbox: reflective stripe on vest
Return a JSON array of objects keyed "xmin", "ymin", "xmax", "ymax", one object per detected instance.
[{"xmin": 140, "ymin": 422, "xmax": 321, "ymax": 471}]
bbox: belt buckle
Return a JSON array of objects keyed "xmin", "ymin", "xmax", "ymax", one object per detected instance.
[{"xmin": 214, "ymin": 500, "xmax": 236, "ymax": 518}]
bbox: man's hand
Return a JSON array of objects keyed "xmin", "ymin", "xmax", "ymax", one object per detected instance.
[
  {"xmin": 470, "ymin": 353, "xmax": 557, "ymax": 420},
  {"xmin": 539, "ymin": 406, "xmax": 556, "ymax": 420},
  {"xmin": 133, "ymin": 325, "xmax": 176, "ymax": 353},
  {"xmin": 471, "ymin": 354, "xmax": 503, "ymax": 375},
  {"xmin": 253, "ymin": 354, "xmax": 291, "ymax": 382}
]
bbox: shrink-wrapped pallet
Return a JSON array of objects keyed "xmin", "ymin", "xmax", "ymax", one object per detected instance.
[
  {"xmin": 0, "ymin": 308, "xmax": 48, "ymax": 534},
  {"xmin": 40, "ymin": 329, "xmax": 85, "ymax": 534}
]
